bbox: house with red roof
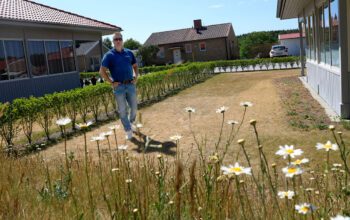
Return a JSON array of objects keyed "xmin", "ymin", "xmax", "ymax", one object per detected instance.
[
  {"xmin": 144, "ymin": 19, "xmax": 239, "ymax": 65},
  {"xmin": 0, "ymin": 0, "xmax": 121, "ymax": 102},
  {"xmin": 278, "ymin": 32, "xmax": 306, "ymax": 56}
]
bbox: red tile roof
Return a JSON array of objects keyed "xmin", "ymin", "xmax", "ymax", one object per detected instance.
[
  {"xmin": 279, "ymin": 32, "xmax": 304, "ymax": 40},
  {"xmin": 0, "ymin": 0, "xmax": 121, "ymax": 32},
  {"xmin": 144, "ymin": 23, "xmax": 232, "ymax": 46}
]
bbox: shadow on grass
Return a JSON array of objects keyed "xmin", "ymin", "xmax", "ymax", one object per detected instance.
[{"xmin": 129, "ymin": 131, "xmax": 176, "ymax": 156}]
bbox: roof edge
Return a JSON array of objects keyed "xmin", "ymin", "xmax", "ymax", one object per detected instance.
[
  {"xmin": 150, "ymin": 22, "xmax": 232, "ymax": 35},
  {"xmin": 25, "ymin": 0, "xmax": 121, "ymax": 29},
  {"xmin": 0, "ymin": 19, "xmax": 121, "ymax": 34},
  {"xmin": 276, "ymin": 0, "xmax": 284, "ymax": 18}
]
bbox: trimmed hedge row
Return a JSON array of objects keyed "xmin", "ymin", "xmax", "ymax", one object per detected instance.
[
  {"xmin": 0, "ymin": 57, "xmax": 300, "ymax": 152},
  {"xmin": 0, "ymin": 62, "xmax": 216, "ymax": 151},
  {"xmin": 80, "ymin": 56, "xmax": 300, "ymax": 79}
]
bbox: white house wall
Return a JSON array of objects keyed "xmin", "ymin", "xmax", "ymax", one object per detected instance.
[
  {"xmin": 306, "ymin": 61, "xmax": 341, "ymax": 115},
  {"xmin": 280, "ymin": 38, "xmax": 306, "ymax": 56}
]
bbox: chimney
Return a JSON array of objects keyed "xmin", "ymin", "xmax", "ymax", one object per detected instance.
[{"xmin": 193, "ymin": 19, "xmax": 203, "ymax": 30}]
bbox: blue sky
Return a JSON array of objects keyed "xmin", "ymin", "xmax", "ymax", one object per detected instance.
[{"xmin": 34, "ymin": 0, "xmax": 298, "ymax": 43}]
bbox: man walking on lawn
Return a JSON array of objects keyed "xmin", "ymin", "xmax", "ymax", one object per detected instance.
[{"xmin": 99, "ymin": 32, "xmax": 138, "ymax": 140}]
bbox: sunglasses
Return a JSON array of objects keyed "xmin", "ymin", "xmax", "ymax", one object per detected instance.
[{"xmin": 113, "ymin": 38, "xmax": 123, "ymax": 42}]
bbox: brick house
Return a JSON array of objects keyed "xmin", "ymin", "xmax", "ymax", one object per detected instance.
[{"xmin": 144, "ymin": 20, "xmax": 239, "ymax": 65}]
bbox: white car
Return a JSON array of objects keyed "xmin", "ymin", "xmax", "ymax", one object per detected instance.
[{"xmin": 269, "ymin": 45, "xmax": 288, "ymax": 58}]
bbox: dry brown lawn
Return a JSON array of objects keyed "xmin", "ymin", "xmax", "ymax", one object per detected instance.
[{"xmin": 39, "ymin": 69, "xmax": 342, "ymax": 168}]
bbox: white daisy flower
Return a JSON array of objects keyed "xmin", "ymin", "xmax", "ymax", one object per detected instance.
[
  {"xmin": 216, "ymin": 106, "xmax": 229, "ymax": 114},
  {"xmin": 109, "ymin": 125, "xmax": 120, "ymax": 130},
  {"xmin": 125, "ymin": 179, "xmax": 132, "ymax": 183},
  {"xmin": 170, "ymin": 135, "xmax": 182, "ymax": 141},
  {"xmin": 221, "ymin": 162, "xmax": 252, "ymax": 176},
  {"xmin": 136, "ymin": 123, "xmax": 143, "ymax": 128},
  {"xmin": 118, "ymin": 145, "xmax": 128, "ymax": 151},
  {"xmin": 111, "ymin": 168, "xmax": 120, "ymax": 172},
  {"xmin": 56, "ymin": 117, "xmax": 72, "ymax": 126},
  {"xmin": 282, "ymin": 165, "xmax": 303, "ymax": 178},
  {"xmin": 227, "ymin": 120, "xmax": 239, "ymax": 125},
  {"xmin": 240, "ymin": 102, "xmax": 253, "ymax": 107},
  {"xmin": 333, "ymin": 163, "xmax": 342, "ymax": 167},
  {"xmin": 295, "ymin": 203, "xmax": 316, "ymax": 214},
  {"xmin": 75, "ymin": 121, "xmax": 93, "ymax": 130},
  {"xmin": 291, "ymin": 158, "xmax": 309, "ymax": 166},
  {"xmin": 278, "ymin": 190, "xmax": 295, "ymax": 200},
  {"xmin": 185, "ymin": 107, "xmax": 196, "ymax": 113},
  {"xmin": 100, "ymin": 131, "xmax": 113, "ymax": 137},
  {"xmin": 331, "ymin": 215, "xmax": 350, "ymax": 220},
  {"xmin": 316, "ymin": 141, "xmax": 338, "ymax": 151},
  {"xmin": 90, "ymin": 136, "xmax": 106, "ymax": 142},
  {"xmin": 276, "ymin": 145, "xmax": 303, "ymax": 159}
]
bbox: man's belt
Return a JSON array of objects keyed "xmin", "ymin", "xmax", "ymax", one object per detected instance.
[{"xmin": 116, "ymin": 79, "xmax": 133, "ymax": 84}]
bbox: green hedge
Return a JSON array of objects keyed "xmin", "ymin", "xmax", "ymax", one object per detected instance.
[
  {"xmin": 1, "ymin": 57, "xmax": 300, "ymax": 153},
  {"xmin": 80, "ymin": 57, "xmax": 300, "ymax": 79},
  {"xmin": 0, "ymin": 62, "xmax": 216, "ymax": 152}
]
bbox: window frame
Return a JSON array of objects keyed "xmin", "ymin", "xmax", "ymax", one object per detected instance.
[
  {"xmin": 27, "ymin": 39, "xmax": 49, "ymax": 78},
  {"xmin": 157, "ymin": 46, "xmax": 165, "ymax": 58},
  {"xmin": 1, "ymin": 38, "xmax": 29, "ymax": 81},
  {"xmin": 199, "ymin": 42, "xmax": 206, "ymax": 52},
  {"xmin": 185, "ymin": 44, "xmax": 192, "ymax": 54}
]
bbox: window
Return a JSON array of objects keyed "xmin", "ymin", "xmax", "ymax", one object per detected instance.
[
  {"xmin": 303, "ymin": 16, "xmax": 310, "ymax": 60},
  {"xmin": 46, "ymin": 41, "xmax": 63, "ymax": 74},
  {"xmin": 27, "ymin": 41, "xmax": 48, "ymax": 77},
  {"xmin": 4, "ymin": 40, "xmax": 28, "ymax": 80},
  {"xmin": 199, "ymin": 42, "xmax": 206, "ymax": 51},
  {"xmin": 185, "ymin": 44, "xmax": 192, "ymax": 53},
  {"xmin": 310, "ymin": 14, "xmax": 316, "ymax": 60},
  {"xmin": 60, "ymin": 41, "xmax": 75, "ymax": 72},
  {"xmin": 0, "ymin": 40, "xmax": 7, "ymax": 81},
  {"xmin": 319, "ymin": 6, "xmax": 325, "ymax": 63},
  {"xmin": 330, "ymin": 0, "xmax": 340, "ymax": 67},
  {"xmin": 157, "ymin": 47, "xmax": 165, "ymax": 58},
  {"xmin": 324, "ymin": 1, "xmax": 331, "ymax": 65}
]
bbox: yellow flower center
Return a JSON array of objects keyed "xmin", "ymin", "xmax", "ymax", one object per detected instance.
[
  {"xmin": 324, "ymin": 143, "xmax": 332, "ymax": 149},
  {"xmin": 286, "ymin": 149, "xmax": 294, "ymax": 154},
  {"xmin": 287, "ymin": 168, "xmax": 297, "ymax": 174},
  {"xmin": 230, "ymin": 167, "xmax": 242, "ymax": 173},
  {"xmin": 294, "ymin": 160, "xmax": 302, "ymax": 165},
  {"xmin": 301, "ymin": 206, "xmax": 309, "ymax": 213}
]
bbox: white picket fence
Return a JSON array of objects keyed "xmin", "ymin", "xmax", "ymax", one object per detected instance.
[{"xmin": 214, "ymin": 61, "xmax": 302, "ymax": 73}]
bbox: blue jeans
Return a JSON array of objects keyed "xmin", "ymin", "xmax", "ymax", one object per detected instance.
[{"xmin": 114, "ymin": 84, "xmax": 137, "ymax": 132}]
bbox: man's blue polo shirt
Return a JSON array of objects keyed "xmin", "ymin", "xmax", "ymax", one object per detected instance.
[{"xmin": 101, "ymin": 48, "xmax": 136, "ymax": 82}]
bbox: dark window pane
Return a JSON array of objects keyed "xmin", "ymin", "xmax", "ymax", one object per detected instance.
[
  {"xmin": 304, "ymin": 17, "xmax": 310, "ymax": 59},
  {"xmin": 60, "ymin": 41, "xmax": 75, "ymax": 72},
  {"xmin": 320, "ymin": 7, "xmax": 325, "ymax": 63},
  {"xmin": 330, "ymin": 0, "xmax": 340, "ymax": 67},
  {"xmin": 28, "ymin": 41, "xmax": 48, "ymax": 76},
  {"xmin": 324, "ymin": 2, "xmax": 331, "ymax": 65},
  {"xmin": 45, "ymin": 41, "xmax": 63, "ymax": 74},
  {"xmin": 4, "ymin": 40, "xmax": 28, "ymax": 80},
  {"xmin": 0, "ymin": 40, "xmax": 8, "ymax": 81}
]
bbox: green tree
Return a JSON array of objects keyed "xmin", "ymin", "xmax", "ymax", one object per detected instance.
[
  {"xmin": 237, "ymin": 29, "xmax": 299, "ymax": 59},
  {"xmin": 124, "ymin": 38, "xmax": 142, "ymax": 50},
  {"xmin": 137, "ymin": 45, "xmax": 159, "ymax": 66},
  {"xmin": 103, "ymin": 38, "xmax": 112, "ymax": 49}
]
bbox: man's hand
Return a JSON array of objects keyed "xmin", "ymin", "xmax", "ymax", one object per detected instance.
[
  {"xmin": 112, "ymin": 81, "xmax": 121, "ymax": 88},
  {"xmin": 131, "ymin": 77, "xmax": 138, "ymax": 84}
]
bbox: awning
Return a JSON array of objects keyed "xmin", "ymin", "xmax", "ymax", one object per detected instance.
[{"xmin": 277, "ymin": 0, "xmax": 310, "ymax": 19}]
